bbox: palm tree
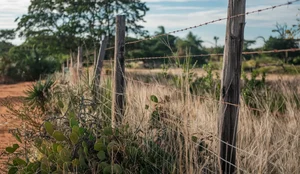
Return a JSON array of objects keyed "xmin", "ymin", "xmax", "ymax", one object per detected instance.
[
  {"xmin": 213, "ymin": 36, "xmax": 219, "ymax": 48},
  {"xmin": 175, "ymin": 32, "xmax": 207, "ymax": 65},
  {"xmin": 186, "ymin": 31, "xmax": 203, "ymax": 48},
  {"xmin": 154, "ymin": 26, "xmax": 166, "ymax": 35}
]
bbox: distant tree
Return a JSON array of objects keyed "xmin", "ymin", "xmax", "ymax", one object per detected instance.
[
  {"xmin": 0, "ymin": 29, "xmax": 15, "ymax": 41},
  {"xmin": 176, "ymin": 32, "xmax": 207, "ymax": 66},
  {"xmin": 264, "ymin": 36, "xmax": 298, "ymax": 63},
  {"xmin": 213, "ymin": 36, "xmax": 219, "ymax": 48},
  {"xmin": 16, "ymin": 0, "xmax": 149, "ymax": 59},
  {"xmin": 126, "ymin": 26, "xmax": 177, "ymax": 65},
  {"xmin": 154, "ymin": 26, "xmax": 166, "ymax": 35},
  {"xmin": 0, "ymin": 29, "xmax": 16, "ymax": 77},
  {"xmin": 272, "ymin": 23, "xmax": 299, "ymax": 39}
]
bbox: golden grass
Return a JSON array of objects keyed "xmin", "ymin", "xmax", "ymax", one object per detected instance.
[{"xmin": 119, "ymin": 75, "xmax": 300, "ymax": 173}]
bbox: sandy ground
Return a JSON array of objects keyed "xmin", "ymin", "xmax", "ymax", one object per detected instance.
[{"xmin": 0, "ymin": 82, "xmax": 32, "ymax": 171}]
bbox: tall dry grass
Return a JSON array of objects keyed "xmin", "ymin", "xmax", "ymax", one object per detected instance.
[{"xmin": 119, "ymin": 76, "xmax": 300, "ymax": 173}]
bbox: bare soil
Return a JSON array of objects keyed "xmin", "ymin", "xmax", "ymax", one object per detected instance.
[{"xmin": 0, "ymin": 82, "xmax": 32, "ymax": 171}]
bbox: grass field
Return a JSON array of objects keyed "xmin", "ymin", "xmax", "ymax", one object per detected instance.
[{"xmin": 1, "ymin": 67, "xmax": 300, "ymax": 173}]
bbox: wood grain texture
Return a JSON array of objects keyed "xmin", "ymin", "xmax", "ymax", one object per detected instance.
[
  {"xmin": 219, "ymin": 0, "xmax": 246, "ymax": 173},
  {"xmin": 112, "ymin": 15, "xmax": 126, "ymax": 128}
]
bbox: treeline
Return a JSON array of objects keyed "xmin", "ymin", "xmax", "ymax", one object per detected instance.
[{"xmin": 0, "ymin": 0, "xmax": 300, "ymax": 82}]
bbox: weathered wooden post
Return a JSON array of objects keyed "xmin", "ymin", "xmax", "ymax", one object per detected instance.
[
  {"xmin": 93, "ymin": 36, "xmax": 108, "ymax": 104},
  {"xmin": 66, "ymin": 57, "xmax": 69, "ymax": 68},
  {"xmin": 219, "ymin": 0, "xmax": 246, "ymax": 173},
  {"xmin": 77, "ymin": 46, "xmax": 83, "ymax": 79},
  {"xmin": 94, "ymin": 49, "xmax": 97, "ymax": 68},
  {"xmin": 70, "ymin": 51, "xmax": 73, "ymax": 68},
  {"xmin": 61, "ymin": 62, "xmax": 65, "ymax": 77},
  {"xmin": 112, "ymin": 15, "xmax": 126, "ymax": 128},
  {"xmin": 285, "ymin": 51, "xmax": 288, "ymax": 63}
]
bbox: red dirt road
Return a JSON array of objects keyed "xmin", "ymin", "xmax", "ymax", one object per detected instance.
[{"xmin": 0, "ymin": 82, "xmax": 32, "ymax": 171}]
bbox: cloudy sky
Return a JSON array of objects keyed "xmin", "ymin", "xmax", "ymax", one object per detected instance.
[{"xmin": 0, "ymin": 0, "xmax": 299, "ymax": 47}]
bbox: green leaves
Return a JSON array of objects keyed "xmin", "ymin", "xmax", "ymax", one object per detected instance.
[
  {"xmin": 97, "ymin": 151, "xmax": 106, "ymax": 161},
  {"xmin": 70, "ymin": 132, "xmax": 79, "ymax": 145},
  {"xmin": 52, "ymin": 131, "xmax": 67, "ymax": 141},
  {"xmin": 103, "ymin": 164, "xmax": 123, "ymax": 174},
  {"xmin": 103, "ymin": 127, "xmax": 113, "ymax": 136},
  {"xmin": 58, "ymin": 100, "xmax": 64, "ymax": 108},
  {"xmin": 150, "ymin": 95, "xmax": 158, "ymax": 103},
  {"xmin": 82, "ymin": 142, "xmax": 89, "ymax": 155},
  {"xmin": 13, "ymin": 157, "xmax": 27, "ymax": 166},
  {"xmin": 94, "ymin": 141, "xmax": 106, "ymax": 151},
  {"xmin": 45, "ymin": 121, "xmax": 54, "ymax": 136},
  {"xmin": 8, "ymin": 167, "xmax": 18, "ymax": 174},
  {"xmin": 6, "ymin": 144, "xmax": 19, "ymax": 154},
  {"xmin": 69, "ymin": 117, "xmax": 79, "ymax": 128}
]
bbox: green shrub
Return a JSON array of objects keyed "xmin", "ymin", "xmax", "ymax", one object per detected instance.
[
  {"xmin": 25, "ymin": 78, "xmax": 54, "ymax": 111},
  {"xmin": 4, "ymin": 76, "xmax": 184, "ymax": 174},
  {"xmin": 190, "ymin": 63, "xmax": 221, "ymax": 100}
]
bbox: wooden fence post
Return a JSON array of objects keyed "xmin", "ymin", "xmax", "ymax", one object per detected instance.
[
  {"xmin": 66, "ymin": 57, "xmax": 69, "ymax": 68},
  {"xmin": 70, "ymin": 51, "xmax": 73, "ymax": 68},
  {"xmin": 93, "ymin": 36, "xmax": 108, "ymax": 104},
  {"xmin": 94, "ymin": 49, "xmax": 97, "ymax": 68},
  {"xmin": 61, "ymin": 62, "xmax": 65, "ymax": 77},
  {"xmin": 112, "ymin": 15, "xmax": 126, "ymax": 128},
  {"xmin": 285, "ymin": 51, "xmax": 288, "ymax": 63},
  {"xmin": 77, "ymin": 46, "xmax": 83, "ymax": 78},
  {"xmin": 219, "ymin": 0, "xmax": 246, "ymax": 173}
]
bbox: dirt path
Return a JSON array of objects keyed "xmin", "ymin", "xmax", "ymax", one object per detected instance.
[{"xmin": 0, "ymin": 82, "xmax": 32, "ymax": 171}]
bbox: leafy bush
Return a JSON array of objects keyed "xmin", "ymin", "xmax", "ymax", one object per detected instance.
[
  {"xmin": 190, "ymin": 63, "xmax": 221, "ymax": 100},
  {"xmin": 4, "ymin": 76, "xmax": 189, "ymax": 174}
]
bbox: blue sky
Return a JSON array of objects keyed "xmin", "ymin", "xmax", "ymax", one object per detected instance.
[{"xmin": 0, "ymin": 0, "xmax": 299, "ymax": 48}]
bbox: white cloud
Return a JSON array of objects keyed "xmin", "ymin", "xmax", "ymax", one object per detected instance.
[
  {"xmin": 0, "ymin": 0, "xmax": 30, "ymax": 30},
  {"xmin": 145, "ymin": 0, "xmax": 200, "ymax": 2},
  {"xmin": 141, "ymin": 9, "xmax": 226, "ymax": 30},
  {"xmin": 148, "ymin": 4, "xmax": 200, "ymax": 10},
  {"xmin": 1, "ymin": 0, "xmax": 299, "ymax": 47}
]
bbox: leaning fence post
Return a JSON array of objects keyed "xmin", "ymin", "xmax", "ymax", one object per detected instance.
[
  {"xmin": 93, "ymin": 36, "xmax": 108, "ymax": 104},
  {"xmin": 112, "ymin": 15, "xmax": 126, "ymax": 128},
  {"xmin": 219, "ymin": 0, "xmax": 246, "ymax": 173}
]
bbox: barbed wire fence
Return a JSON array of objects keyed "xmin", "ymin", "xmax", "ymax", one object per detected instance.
[
  {"xmin": 1, "ymin": 0, "xmax": 300, "ymax": 173},
  {"xmin": 76, "ymin": 1, "xmax": 300, "ymax": 173}
]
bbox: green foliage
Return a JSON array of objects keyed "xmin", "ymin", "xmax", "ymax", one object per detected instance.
[
  {"xmin": 25, "ymin": 78, "xmax": 54, "ymax": 111},
  {"xmin": 126, "ymin": 26, "xmax": 177, "ymax": 65},
  {"xmin": 16, "ymin": 0, "xmax": 149, "ymax": 54},
  {"xmin": 242, "ymin": 71, "xmax": 266, "ymax": 113},
  {"xmin": 0, "ymin": 42, "xmax": 61, "ymax": 82},
  {"xmin": 241, "ymin": 71, "xmax": 289, "ymax": 114},
  {"xmin": 6, "ymin": 113, "xmax": 177, "ymax": 173},
  {"xmin": 5, "ymin": 78, "xmax": 181, "ymax": 174},
  {"xmin": 0, "ymin": 29, "xmax": 15, "ymax": 41},
  {"xmin": 176, "ymin": 32, "xmax": 208, "ymax": 66},
  {"xmin": 264, "ymin": 36, "xmax": 298, "ymax": 63},
  {"xmin": 190, "ymin": 63, "xmax": 221, "ymax": 100},
  {"xmin": 5, "ymin": 144, "xmax": 19, "ymax": 154}
]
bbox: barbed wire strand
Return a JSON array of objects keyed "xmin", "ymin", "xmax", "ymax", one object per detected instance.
[
  {"xmin": 105, "ymin": 0, "xmax": 300, "ymax": 51},
  {"xmin": 124, "ymin": 48, "xmax": 300, "ymax": 61},
  {"xmin": 94, "ymin": 80, "xmax": 278, "ymax": 168}
]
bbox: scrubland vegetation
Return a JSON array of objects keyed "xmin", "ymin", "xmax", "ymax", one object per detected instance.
[{"xmin": 1, "ymin": 61, "xmax": 299, "ymax": 173}]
